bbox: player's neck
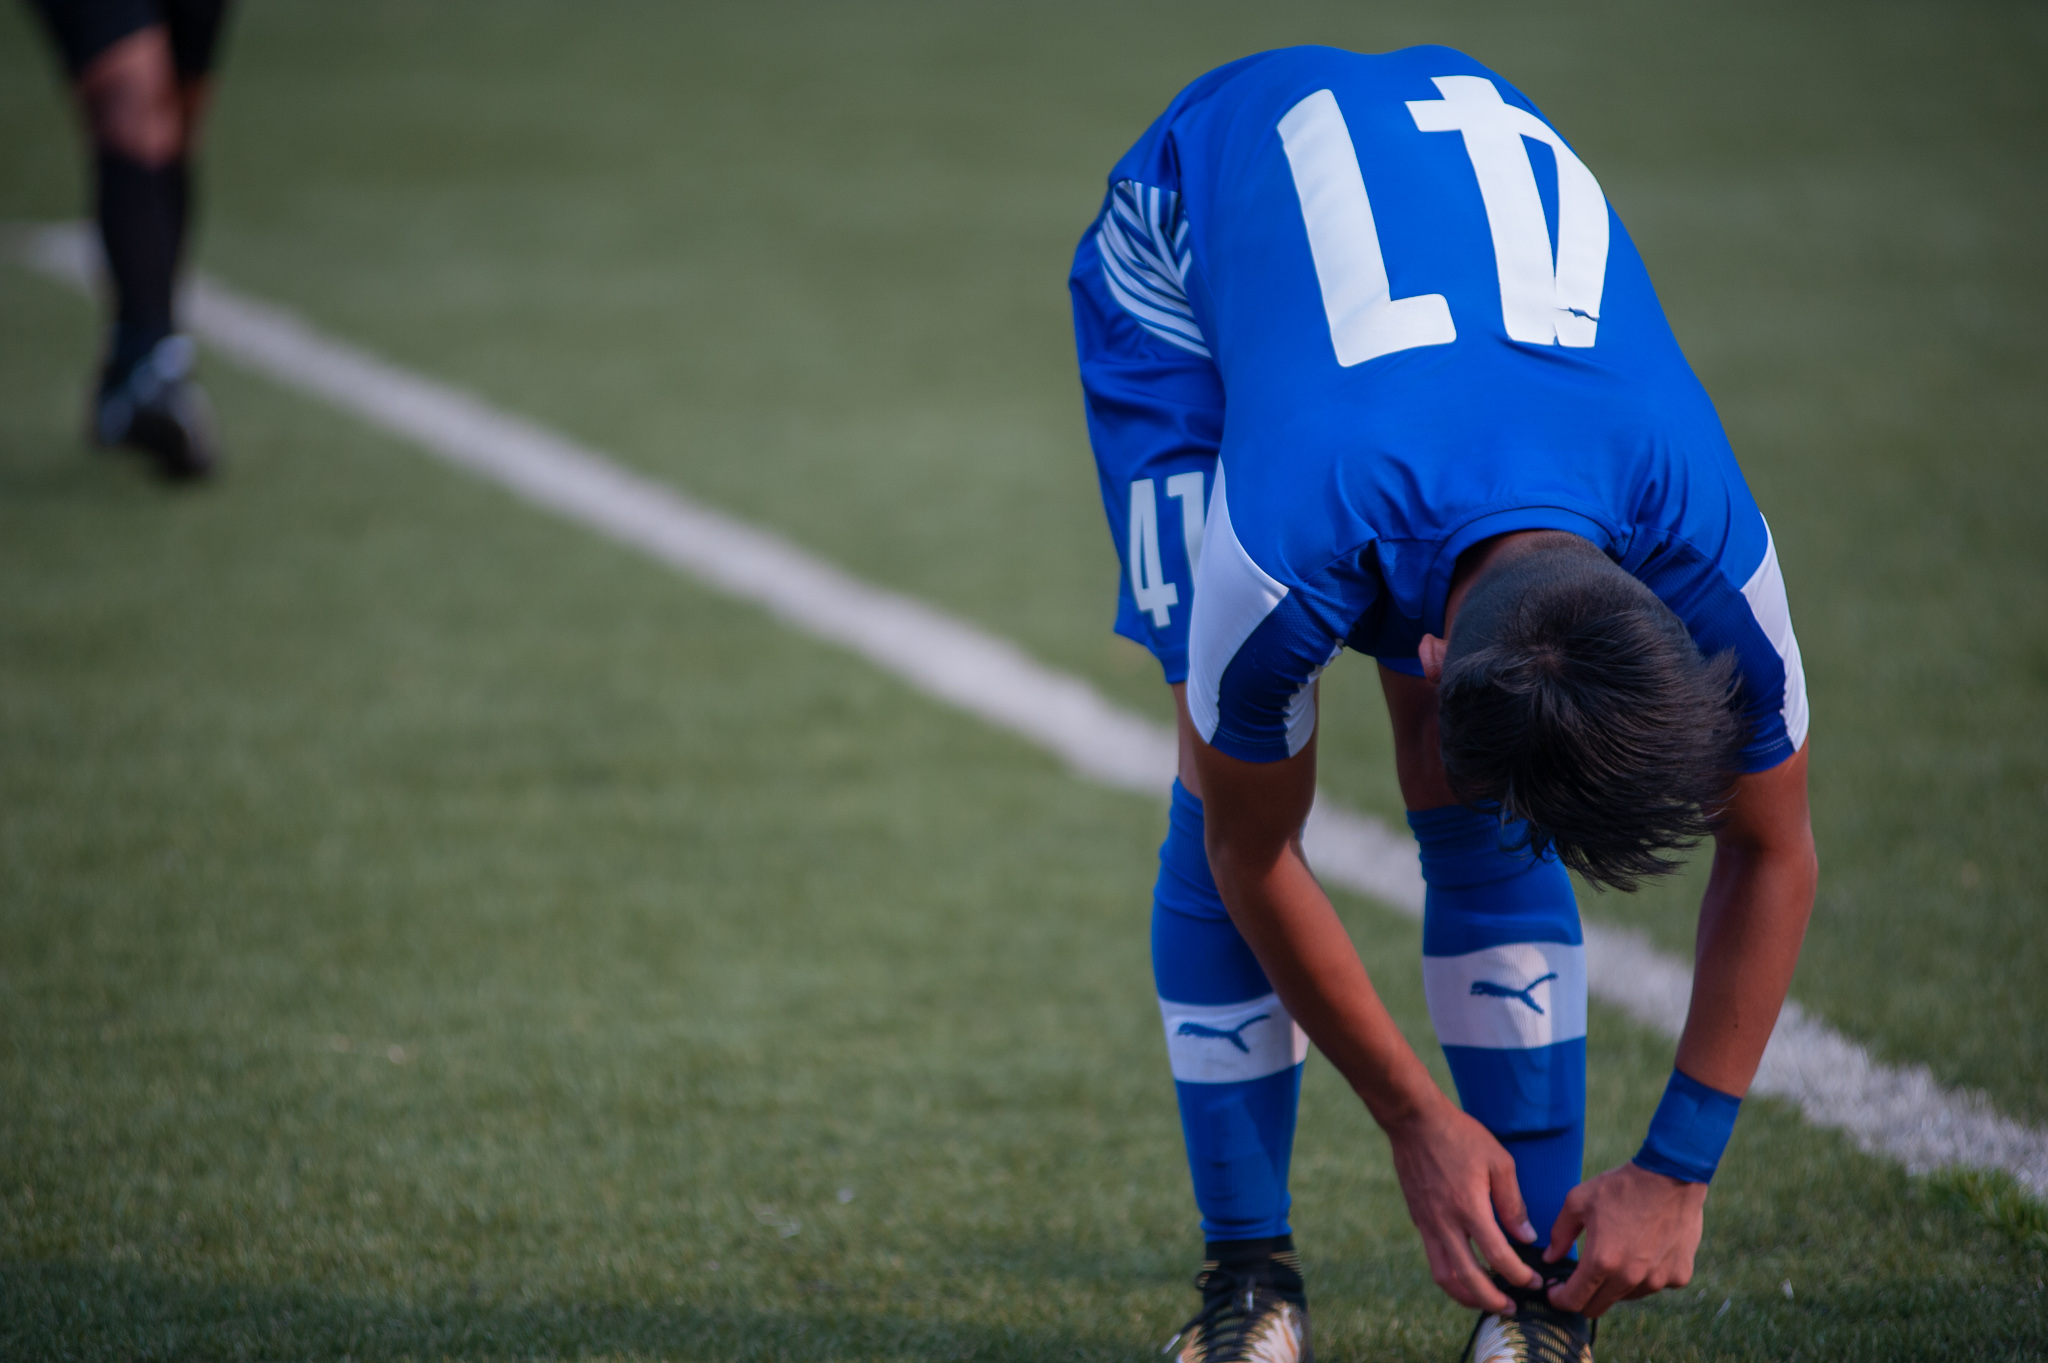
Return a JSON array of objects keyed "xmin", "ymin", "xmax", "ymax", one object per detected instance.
[{"xmin": 1442, "ymin": 531, "xmax": 1587, "ymax": 636}]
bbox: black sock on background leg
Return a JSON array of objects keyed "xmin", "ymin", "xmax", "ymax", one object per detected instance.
[
  {"xmin": 166, "ymin": 157, "xmax": 191, "ymax": 272},
  {"xmin": 95, "ymin": 151, "xmax": 181, "ymax": 380}
]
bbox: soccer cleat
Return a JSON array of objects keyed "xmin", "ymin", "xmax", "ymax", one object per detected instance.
[
  {"xmin": 1458, "ymin": 1248, "xmax": 1594, "ymax": 1363},
  {"xmin": 1162, "ymin": 1248, "xmax": 1310, "ymax": 1363},
  {"xmin": 94, "ymin": 334, "xmax": 219, "ymax": 480}
]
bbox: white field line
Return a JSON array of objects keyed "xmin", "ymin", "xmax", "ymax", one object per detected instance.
[{"xmin": 17, "ymin": 221, "xmax": 2047, "ymax": 1196}]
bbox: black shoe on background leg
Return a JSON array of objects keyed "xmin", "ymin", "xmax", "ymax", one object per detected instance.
[{"xmin": 94, "ymin": 332, "xmax": 219, "ymax": 480}]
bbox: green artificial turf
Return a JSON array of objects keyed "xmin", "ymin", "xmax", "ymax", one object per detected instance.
[
  {"xmin": 12, "ymin": 0, "xmax": 2033, "ymax": 1121},
  {"xmin": 4, "ymin": 2, "xmax": 2046, "ymax": 1358}
]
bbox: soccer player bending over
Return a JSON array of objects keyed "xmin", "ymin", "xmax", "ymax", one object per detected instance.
[{"xmin": 1072, "ymin": 45, "xmax": 1815, "ymax": 1363}]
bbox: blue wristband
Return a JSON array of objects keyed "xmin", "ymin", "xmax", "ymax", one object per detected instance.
[{"xmin": 1634, "ymin": 1069, "xmax": 1742, "ymax": 1183}]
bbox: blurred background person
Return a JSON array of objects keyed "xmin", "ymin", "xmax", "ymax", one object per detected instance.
[{"xmin": 24, "ymin": 0, "xmax": 231, "ymax": 479}]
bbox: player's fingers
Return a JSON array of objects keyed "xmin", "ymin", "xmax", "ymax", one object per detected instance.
[
  {"xmin": 1487, "ymin": 1153, "xmax": 1538, "ymax": 1246},
  {"xmin": 1546, "ymin": 1252, "xmax": 1605, "ymax": 1315},
  {"xmin": 1423, "ymin": 1219, "xmax": 1513, "ymax": 1313},
  {"xmin": 1564, "ymin": 1247, "xmax": 1648, "ymax": 1320},
  {"xmin": 1467, "ymin": 1203, "xmax": 1537, "ymax": 1289},
  {"xmin": 1583, "ymin": 1263, "xmax": 1644, "ymax": 1319},
  {"xmin": 1417, "ymin": 1233, "xmax": 1473, "ymax": 1309},
  {"xmin": 1622, "ymin": 1257, "xmax": 1688, "ymax": 1301},
  {"xmin": 1543, "ymin": 1186, "xmax": 1589, "ymax": 1264}
]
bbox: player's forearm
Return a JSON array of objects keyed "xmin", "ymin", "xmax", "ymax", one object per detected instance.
[
  {"xmin": 1208, "ymin": 840, "xmax": 1449, "ymax": 1129},
  {"xmin": 1673, "ymin": 831, "xmax": 1817, "ymax": 1095}
]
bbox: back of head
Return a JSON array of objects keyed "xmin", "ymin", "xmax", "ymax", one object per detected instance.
[{"xmin": 1436, "ymin": 537, "xmax": 1746, "ymax": 891}]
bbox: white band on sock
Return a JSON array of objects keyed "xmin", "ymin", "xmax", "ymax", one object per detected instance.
[
  {"xmin": 1159, "ymin": 993, "xmax": 1310, "ymax": 1083},
  {"xmin": 1422, "ymin": 942, "xmax": 1587, "ymax": 1050}
]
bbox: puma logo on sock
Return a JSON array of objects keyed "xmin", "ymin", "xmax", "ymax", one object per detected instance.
[
  {"xmin": 1470, "ymin": 972, "xmax": 1560, "ymax": 1014},
  {"xmin": 1176, "ymin": 1013, "xmax": 1271, "ymax": 1054}
]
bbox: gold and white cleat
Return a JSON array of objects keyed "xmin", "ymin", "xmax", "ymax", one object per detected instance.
[
  {"xmin": 1163, "ymin": 1251, "xmax": 1311, "ymax": 1363},
  {"xmin": 1460, "ymin": 1260, "xmax": 1594, "ymax": 1363}
]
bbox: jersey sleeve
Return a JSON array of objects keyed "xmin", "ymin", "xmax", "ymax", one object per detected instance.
[
  {"xmin": 1071, "ymin": 180, "xmax": 1225, "ymax": 683},
  {"xmin": 1631, "ymin": 523, "xmax": 1810, "ymax": 774},
  {"xmin": 1726, "ymin": 524, "xmax": 1811, "ymax": 768},
  {"xmin": 1184, "ymin": 467, "xmax": 1368, "ymax": 763}
]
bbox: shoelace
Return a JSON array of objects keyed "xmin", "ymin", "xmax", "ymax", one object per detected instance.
[
  {"xmin": 1458, "ymin": 1274, "xmax": 1595, "ymax": 1363},
  {"xmin": 1161, "ymin": 1265, "xmax": 1283, "ymax": 1360}
]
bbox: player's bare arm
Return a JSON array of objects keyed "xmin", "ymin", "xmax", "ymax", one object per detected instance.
[
  {"xmin": 1406, "ymin": 594, "xmax": 1818, "ymax": 1317},
  {"xmin": 1544, "ymin": 744, "xmax": 1817, "ymax": 1316},
  {"xmin": 1180, "ymin": 684, "xmax": 1539, "ymax": 1315},
  {"xmin": 1400, "ymin": 536, "xmax": 1818, "ymax": 1318}
]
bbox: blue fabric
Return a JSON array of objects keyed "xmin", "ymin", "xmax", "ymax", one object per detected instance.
[
  {"xmin": 1153, "ymin": 781, "xmax": 1299, "ymax": 1239},
  {"xmin": 1411, "ymin": 804, "xmax": 1585, "ymax": 1249},
  {"xmin": 1205, "ymin": 589, "xmax": 1354, "ymax": 762},
  {"xmin": 1408, "ymin": 805, "xmax": 1581, "ymax": 953},
  {"xmin": 1171, "ymin": 1069, "xmax": 1301, "ymax": 1240},
  {"xmin": 1152, "ymin": 783, "xmax": 1271, "ymax": 1004},
  {"xmin": 1499, "ymin": 1124, "xmax": 1585, "ymax": 1252},
  {"xmin": 1071, "ymin": 44, "xmax": 1799, "ymax": 771},
  {"xmin": 1071, "ymin": 240, "xmax": 1222, "ymax": 684},
  {"xmin": 1440, "ymin": 1040, "xmax": 1587, "ymax": 1141},
  {"xmin": 1636, "ymin": 1068, "xmax": 1742, "ymax": 1183}
]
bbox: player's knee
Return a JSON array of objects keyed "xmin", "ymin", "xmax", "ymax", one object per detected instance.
[
  {"xmin": 81, "ymin": 29, "xmax": 183, "ymax": 165},
  {"xmin": 1153, "ymin": 779, "xmax": 1278, "ymax": 1009},
  {"xmin": 1155, "ymin": 778, "xmax": 1226, "ymax": 918}
]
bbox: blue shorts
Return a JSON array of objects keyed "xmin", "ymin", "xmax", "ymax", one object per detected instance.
[{"xmin": 1071, "ymin": 216, "xmax": 1223, "ymax": 684}]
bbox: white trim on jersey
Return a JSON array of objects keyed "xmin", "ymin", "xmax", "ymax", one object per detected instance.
[
  {"xmin": 1187, "ymin": 467, "xmax": 1288, "ymax": 746},
  {"xmin": 1097, "ymin": 180, "xmax": 1211, "ymax": 358},
  {"xmin": 1284, "ymin": 644, "xmax": 1339, "ymax": 758},
  {"xmin": 1739, "ymin": 524, "xmax": 1811, "ymax": 753},
  {"xmin": 1421, "ymin": 942, "xmax": 1588, "ymax": 1051},
  {"xmin": 1158, "ymin": 992, "xmax": 1310, "ymax": 1084}
]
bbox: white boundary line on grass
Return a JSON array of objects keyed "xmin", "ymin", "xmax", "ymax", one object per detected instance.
[{"xmin": 16, "ymin": 221, "xmax": 2046, "ymax": 1196}]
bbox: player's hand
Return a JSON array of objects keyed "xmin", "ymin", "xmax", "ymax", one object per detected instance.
[
  {"xmin": 1384, "ymin": 1098, "xmax": 1540, "ymax": 1313},
  {"xmin": 1544, "ymin": 1162, "xmax": 1708, "ymax": 1317}
]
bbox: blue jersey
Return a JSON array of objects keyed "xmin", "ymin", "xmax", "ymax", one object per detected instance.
[{"xmin": 1072, "ymin": 45, "xmax": 1807, "ymax": 772}]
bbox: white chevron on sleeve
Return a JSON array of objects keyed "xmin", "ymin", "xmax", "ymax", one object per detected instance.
[{"xmin": 1097, "ymin": 180, "xmax": 1210, "ymax": 357}]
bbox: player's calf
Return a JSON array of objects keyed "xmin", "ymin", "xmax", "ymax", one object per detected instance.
[{"xmin": 1153, "ymin": 780, "xmax": 1312, "ymax": 1359}]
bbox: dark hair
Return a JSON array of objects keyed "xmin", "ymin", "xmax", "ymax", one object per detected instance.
[{"xmin": 1437, "ymin": 540, "xmax": 1747, "ymax": 892}]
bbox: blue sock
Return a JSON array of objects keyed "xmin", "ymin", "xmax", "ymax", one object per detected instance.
[
  {"xmin": 1408, "ymin": 805, "xmax": 1586, "ymax": 1251},
  {"xmin": 1153, "ymin": 780, "xmax": 1303, "ymax": 1242}
]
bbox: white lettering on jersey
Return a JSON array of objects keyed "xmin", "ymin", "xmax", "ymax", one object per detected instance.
[
  {"xmin": 1407, "ymin": 75, "xmax": 1611, "ymax": 347},
  {"xmin": 1164, "ymin": 470, "xmax": 1207, "ymax": 574},
  {"xmin": 1098, "ymin": 181, "xmax": 1211, "ymax": 358},
  {"xmin": 1277, "ymin": 88, "xmax": 1457, "ymax": 367},
  {"xmin": 1128, "ymin": 478, "xmax": 1180, "ymax": 627}
]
